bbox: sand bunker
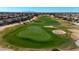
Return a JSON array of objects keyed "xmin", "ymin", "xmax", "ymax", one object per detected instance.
[
  {"xmin": 52, "ymin": 30, "xmax": 66, "ymax": 34},
  {"xmin": 44, "ymin": 26, "xmax": 55, "ymax": 28}
]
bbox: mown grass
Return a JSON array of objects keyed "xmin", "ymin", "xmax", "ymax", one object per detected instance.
[{"xmin": 18, "ymin": 26, "xmax": 52, "ymax": 42}]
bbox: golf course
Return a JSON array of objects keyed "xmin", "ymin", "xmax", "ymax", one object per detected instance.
[{"xmin": 0, "ymin": 15, "xmax": 76, "ymax": 50}]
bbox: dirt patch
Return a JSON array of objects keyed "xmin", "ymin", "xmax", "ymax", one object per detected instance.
[
  {"xmin": 68, "ymin": 29, "xmax": 79, "ymax": 40},
  {"xmin": 0, "ymin": 46, "xmax": 13, "ymax": 51},
  {"xmin": 71, "ymin": 33, "xmax": 79, "ymax": 40}
]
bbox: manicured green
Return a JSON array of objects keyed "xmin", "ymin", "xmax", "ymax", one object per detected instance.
[{"xmin": 18, "ymin": 26, "xmax": 51, "ymax": 42}]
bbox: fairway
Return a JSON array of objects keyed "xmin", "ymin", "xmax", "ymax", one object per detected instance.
[
  {"xmin": 18, "ymin": 26, "xmax": 51, "ymax": 41},
  {"xmin": 2, "ymin": 16, "xmax": 75, "ymax": 49}
]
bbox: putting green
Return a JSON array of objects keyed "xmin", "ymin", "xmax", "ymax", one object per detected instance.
[{"xmin": 18, "ymin": 26, "xmax": 51, "ymax": 41}]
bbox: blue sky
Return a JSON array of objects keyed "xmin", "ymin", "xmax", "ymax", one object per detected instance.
[{"xmin": 0, "ymin": 7, "xmax": 79, "ymax": 12}]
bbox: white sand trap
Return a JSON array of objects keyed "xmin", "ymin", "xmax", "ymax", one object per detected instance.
[
  {"xmin": 44, "ymin": 26, "xmax": 55, "ymax": 28},
  {"xmin": 75, "ymin": 40, "xmax": 79, "ymax": 47},
  {"xmin": 52, "ymin": 30, "xmax": 66, "ymax": 34}
]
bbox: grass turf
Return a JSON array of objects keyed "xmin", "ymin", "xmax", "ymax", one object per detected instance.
[
  {"xmin": 2, "ymin": 16, "xmax": 75, "ymax": 48},
  {"xmin": 18, "ymin": 26, "xmax": 52, "ymax": 42}
]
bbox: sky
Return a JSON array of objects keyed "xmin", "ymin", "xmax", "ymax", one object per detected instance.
[{"xmin": 0, "ymin": 7, "xmax": 79, "ymax": 13}]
